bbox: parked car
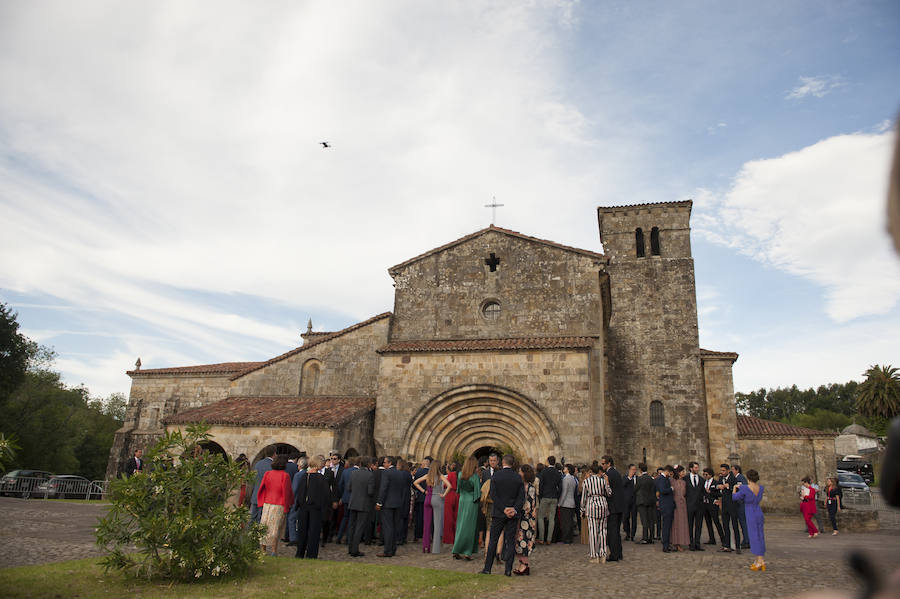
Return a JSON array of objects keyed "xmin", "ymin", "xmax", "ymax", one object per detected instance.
[
  {"xmin": 836, "ymin": 470, "xmax": 872, "ymax": 505},
  {"xmin": 837, "ymin": 459, "xmax": 874, "ymax": 484},
  {"xmin": 0, "ymin": 470, "xmax": 53, "ymax": 499},
  {"xmin": 35, "ymin": 475, "xmax": 104, "ymax": 500}
]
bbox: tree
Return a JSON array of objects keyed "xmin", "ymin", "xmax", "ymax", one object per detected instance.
[
  {"xmin": 855, "ymin": 364, "xmax": 900, "ymax": 419},
  {"xmin": 0, "ymin": 303, "xmax": 31, "ymax": 400},
  {"xmin": 96, "ymin": 424, "xmax": 263, "ymax": 580},
  {"xmin": 0, "ymin": 432, "xmax": 20, "ymax": 472}
]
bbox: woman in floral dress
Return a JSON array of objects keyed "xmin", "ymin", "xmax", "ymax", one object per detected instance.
[{"xmin": 513, "ymin": 463, "xmax": 537, "ymax": 575}]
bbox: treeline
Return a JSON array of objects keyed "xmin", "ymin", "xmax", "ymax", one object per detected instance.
[
  {"xmin": 736, "ymin": 380, "xmax": 890, "ymax": 436},
  {"xmin": 1, "ymin": 302, "xmax": 125, "ymax": 480}
]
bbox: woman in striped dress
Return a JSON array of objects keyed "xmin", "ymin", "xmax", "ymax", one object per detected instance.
[{"xmin": 580, "ymin": 463, "xmax": 612, "ymax": 563}]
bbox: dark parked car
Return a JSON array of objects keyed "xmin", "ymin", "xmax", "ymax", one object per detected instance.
[
  {"xmin": 836, "ymin": 470, "xmax": 872, "ymax": 505},
  {"xmin": 0, "ymin": 470, "xmax": 53, "ymax": 498},
  {"xmin": 35, "ymin": 475, "xmax": 104, "ymax": 500}
]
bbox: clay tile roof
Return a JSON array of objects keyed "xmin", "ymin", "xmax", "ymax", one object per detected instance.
[
  {"xmin": 388, "ymin": 225, "xmax": 605, "ymax": 274},
  {"xmin": 597, "ymin": 200, "xmax": 693, "ymax": 211},
  {"xmin": 163, "ymin": 396, "xmax": 375, "ymax": 428},
  {"xmin": 377, "ymin": 336, "xmax": 597, "ymax": 353},
  {"xmin": 230, "ymin": 312, "xmax": 392, "ymax": 380},
  {"xmin": 699, "ymin": 349, "xmax": 739, "ymax": 363},
  {"xmin": 736, "ymin": 415, "xmax": 837, "ymax": 439},
  {"xmin": 127, "ymin": 362, "xmax": 265, "ymax": 377}
]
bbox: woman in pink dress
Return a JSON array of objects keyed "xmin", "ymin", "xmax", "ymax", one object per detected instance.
[
  {"xmin": 800, "ymin": 476, "xmax": 819, "ymax": 537},
  {"xmin": 670, "ymin": 466, "xmax": 690, "ymax": 551}
]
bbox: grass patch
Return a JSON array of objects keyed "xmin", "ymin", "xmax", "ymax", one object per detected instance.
[{"xmin": 0, "ymin": 555, "xmax": 508, "ymax": 599}]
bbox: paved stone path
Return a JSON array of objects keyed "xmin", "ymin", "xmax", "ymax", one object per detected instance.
[{"xmin": 2, "ymin": 497, "xmax": 898, "ymax": 599}]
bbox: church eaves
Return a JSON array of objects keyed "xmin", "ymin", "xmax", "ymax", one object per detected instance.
[
  {"xmin": 377, "ymin": 336, "xmax": 597, "ymax": 353},
  {"xmin": 164, "ymin": 396, "xmax": 375, "ymax": 428}
]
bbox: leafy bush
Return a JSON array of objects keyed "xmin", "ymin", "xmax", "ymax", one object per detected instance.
[{"xmin": 95, "ymin": 424, "xmax": 264, "ymax": 580}]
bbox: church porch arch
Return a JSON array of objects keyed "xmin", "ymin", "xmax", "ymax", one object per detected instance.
[{"xmin": 401, "ymin": 384, "xmax": 560, "ymax": 465}]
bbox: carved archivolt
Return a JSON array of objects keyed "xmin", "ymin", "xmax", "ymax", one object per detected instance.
[{"xmin": 401, "ymin": 384, "xmax": 560, "ymax": 463}]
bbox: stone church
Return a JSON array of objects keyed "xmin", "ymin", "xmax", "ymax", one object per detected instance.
[{"xmin": 107, "ymin": 201, "xmax": 835, "ymax": 510}]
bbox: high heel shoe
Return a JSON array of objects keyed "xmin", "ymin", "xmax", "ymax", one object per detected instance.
[{"xmin": 513, "ymin": 565, "xmax": 530, "ymax": 576}]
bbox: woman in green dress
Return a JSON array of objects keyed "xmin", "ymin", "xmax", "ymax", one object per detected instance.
[{"xmin": 452, "ymin": 456, "xmax": 481, "ymax": 559}]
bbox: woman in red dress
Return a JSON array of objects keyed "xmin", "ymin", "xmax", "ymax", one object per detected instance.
[
  {"xmin": 443, "ymin": 462, "xmax": 460, "ymax": 545},
  {"xmin": 800, "ymin": 476, "xmax": 819, "ymax": 538}
]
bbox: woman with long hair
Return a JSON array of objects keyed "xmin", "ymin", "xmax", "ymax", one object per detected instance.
[
  {"xmin": 257, "ymin": 454, "xmax": 294, "ymax": 556},
  {"xmin": 825, "ymin": 477, "xmax": 843, "ymax": 535},
  {"xmin": 443, "ymin": 462, "xmax": 460, "ymax": 545},
  {"xmin": 513, "ymin": 463, "xmax": 538, "ymax": 575},
  {"xmin": 670, "ymin": 466, "xmax": 690, "ymax": 551},
  {"xmin": 733, "ymin": 469, "xmax": 766, "ymax": 571},
  {"xmin": 452, "ymin": 456, "xmax": 481, "ymax": 560},
  {"xmin": 580, "ymin": 463, "xmax": 612, "ymax": 563},
  {"xmin": 414, "ymin": 459, "xmax": 450, "ymax": 553},
  {"xmin": 800, "ymin": 476, "xmax": 819, "ymax": 538}
]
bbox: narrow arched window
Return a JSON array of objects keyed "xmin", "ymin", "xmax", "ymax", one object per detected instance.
[
  {"xmin": 650, "ymin": 227, "xmax": 661, "ymax": 256},
  {"xmin": 301, "ymin": 359, "xmax": 321, "ymax": 395},
  {"xmin": 649, "ymin": 400, "xmax": 664, "ymax": 427},
  {"xmin": 635, "ymin": 228, "xmax": 645, "ymax": 258}
]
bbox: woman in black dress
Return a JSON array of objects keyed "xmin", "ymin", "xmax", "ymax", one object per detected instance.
[{"xmin": 295, "ymin": 456, "xmax": 331, "ymax": 559}]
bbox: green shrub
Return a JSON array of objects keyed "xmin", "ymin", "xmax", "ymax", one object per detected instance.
[{"xmin": 95, "ymin": 424, "xmax": 264, "ymax": 580}]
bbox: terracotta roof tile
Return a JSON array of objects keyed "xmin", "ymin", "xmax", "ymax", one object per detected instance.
[
  {"xmin": 597, "ymin": 200, "xmax": 693, "ymax": 212},
  {"xmin": 127, "ymin": 362, "xmax": 265, "ymax": 376},
  {"xmin": 230, "ymin": 312, "xmax": 391, "ymax": 380},
  {"xmin": 164, "ymin": 396, "xmax": 375, "ymax": 428},
  {"xmin": 736, "ymin": 415, "xmax": 837, "ymax": 439},
  {"xmin": 378, "ymin": 336, "xmax": 597, "ymax": 353},
  {"xmin": 388, "ymin": 225, "xmax": 605, "ymax": 274}
]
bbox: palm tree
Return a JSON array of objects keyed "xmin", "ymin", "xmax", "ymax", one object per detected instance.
[{"xmin": 855, "ymin": 364, "xmax": 900, "ymax": 419}]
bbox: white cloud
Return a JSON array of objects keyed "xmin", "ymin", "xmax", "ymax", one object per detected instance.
[
  {"xmin": 785, "ymin": 75, "xmax": 845, "ymax": 100},
  {"xmin": 694, "ymin": 129, "xmax": 900, "ymax": 322}
]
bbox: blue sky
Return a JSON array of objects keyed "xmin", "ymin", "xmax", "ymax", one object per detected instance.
[{"xmin": 1, "ymin": 1, "xmax": 898, "ymax": 399}]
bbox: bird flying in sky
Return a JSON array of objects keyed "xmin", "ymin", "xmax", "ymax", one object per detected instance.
[{"xmin": 320, "ymin": 141, "xmax": 330, "ymax": 148}]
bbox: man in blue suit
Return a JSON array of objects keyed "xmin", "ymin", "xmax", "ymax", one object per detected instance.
[
  {"xmin": 731, "ymin": 464, "xmax": 750, "ymax": 549},
  {"xmin": 655, "ymin": 465, "xmax": 675, "ymax": 552},
  {"xmin": 479, "ymin": 454, "xmax": 525, "ymax": 576},
  {"xmin": 335, "ymin": 457, "xmax": 359, "ymax": 544},
  {"xmin": 250, "ymin": 448, "xmax": 276, "ymax": 523},
  {"xmin": 375, "ymin": 456, "xmax": 405, "ymax": 557},
  {"xmin": 286, "ymin": 455, "xmax": 308, "ymax": 545},
  {"xmin": 412, "ymin": 456, "xmax": 431, "ymax": 541},
  {"xmin": 281, "ymin": 453, "xmax": 300, "ymax": 542}
]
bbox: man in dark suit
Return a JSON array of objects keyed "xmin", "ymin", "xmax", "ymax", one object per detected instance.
[
  {"xmin": 370, "ymin": 457, "xmax": 386, "ymax": 544},
  {"xmin": 701, "ymin": 466, "xmax": 725, "ymax": 545},
  {"xmin": 281, "ymin": 453, "xmax": 301, "ymax": 543},
  {"xmin": 479, "ymin": 454, "xmax": 525, "ymax": 576},
  {"xmin": 717, "ymin": 463, "xmax": 741, "ymax": 553},
  {"xmin": 622, "ymin": 463, "xmax": 638, "ymax": 541},
  {"xmin": 397, "ymin": 459, "xmax": 413, "ymax": 545},
  {"xmin": 655, "ymin": 465, "xmax": 675, "ymax": 552},
  {"xmin": 250, "ymin": 448, "xmax": 275, "ymax": 522},
  {"xmin": 320, "ymin": 455, "xmax": 340, "ymax": 545},
  {"xmin": 124, "ymin": 449, "xmax": 143, "ymax": 477},
  {"xmin": 537, "ymin": 455, "xmax": 562, "ymax": 544},
  {"xmin": 412, "ymin": 456, "xmax": 431, "ymax": 541},
  {"xmin": 732, "ymin": 464, "xmax": 750, "ymax": 549},
  {"xmin": 335, "ymin": 456, "xmax": 359, "ymax": 544},
  {"xmin": 347, "ymin": 456, "xmax": 376, "ymax": 557},
  {"xmin": 375, "ymin": 456, "xmax": 405, "ymax": 557},
  {"xmin": 654, "ymin": 468, "xmax": 664, "ymax": 539},
  {"xmin": 685, "ymin": 461, "xmax": 705, "ymax": 551},
  {"xmin": 600, "ymin": 455, "xmax": 624, "ymax": 561},
  {"xmin": 634, "ymin": 463, "xmax": 656, "ymax": 544},
  {"xmin": 287, "ymin": 456, "xmax": 308, "ymax": 546}
]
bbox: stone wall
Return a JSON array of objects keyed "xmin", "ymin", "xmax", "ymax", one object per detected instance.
[
  {"xmin": 739, "ymin": 436, "xmax": 837, "ymax": 512},
  {"xmin": 702, "ymin": 354, "xmax": 740, "ymax": 465},
  {"xmin": 374, "ymin": 348, "xmax": 597, "ymax": 464},
  {"xmin": 598, "ymin": 202, "xmax": 709, "ymax": 467},
  {"xmin": 388, "ymin": 229, "xmax": 606, "ymax": 341},
  {"xmin": 230, "ymin": 317, "xmax": 390, "ymax": 397},
  {"xmin": 106, "ymin": 372, "xmax": 235, "ymax": 479}
]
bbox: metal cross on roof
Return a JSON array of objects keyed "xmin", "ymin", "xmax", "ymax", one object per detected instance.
[{"xmin": 484, "ymin": 197, "xmax": 504, "ymax": 225}]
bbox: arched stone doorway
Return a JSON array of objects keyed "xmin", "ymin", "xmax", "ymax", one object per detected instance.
[
  {"xmin": 199, "ymin": 441, "xmax": 228, "ymax": 460},
  {"xmin": 401, "ymin": 384, "xmax": 560, "ymax": 465},
  {"xmin": 251, "ymin": 442, "xmax": 301, "ymax": 466}
]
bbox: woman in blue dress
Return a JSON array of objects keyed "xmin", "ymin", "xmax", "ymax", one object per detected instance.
[{"xmin": 732, "ymin": 468, "xmax": 765, "ymax": 571}]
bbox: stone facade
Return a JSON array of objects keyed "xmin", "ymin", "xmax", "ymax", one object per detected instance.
[
  {"xmin": 598, "ymin": 202, "xmax": 711, "ymax": 467},
  {"xmin": 108, "ymin": 203, "xmax": 834, "ymax": 492},
  {"xmin": 739, "ymin": 436, "xmax": 837, "ymax": 512}
]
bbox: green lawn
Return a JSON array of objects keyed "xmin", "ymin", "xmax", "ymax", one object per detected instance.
[{"xmin": 0, "ymin": 555, "xmax": 507, "ymax": 599}]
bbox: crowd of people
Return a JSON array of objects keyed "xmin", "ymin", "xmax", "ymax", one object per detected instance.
[{"xmin": 241, "ymin": 447, "xmax": 845, "ymax": 575}]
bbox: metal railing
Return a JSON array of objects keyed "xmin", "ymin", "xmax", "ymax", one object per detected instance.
[{"xmin": 0, "ymin": 476, "xmax": 109, "ymax": 500}]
